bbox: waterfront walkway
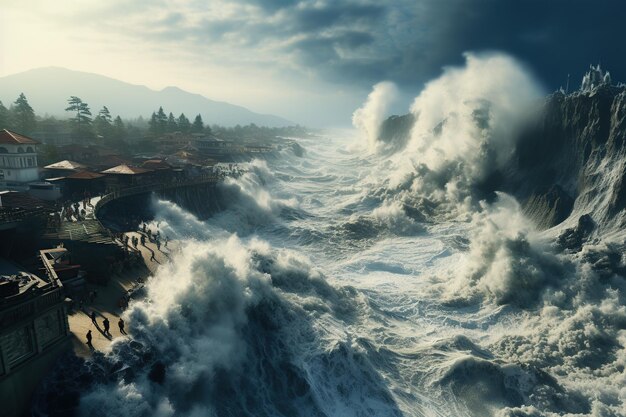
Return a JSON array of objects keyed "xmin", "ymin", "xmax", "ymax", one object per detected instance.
[
  {"xmin": 42, "ymin": 175, "xmax": 219, "ymax": 245},
  {"xmin": 58, "ymin": 176, "xmax": 213, "ymax": 355},
  {"xmin": 68, "ymin": 229, "xmax": 177, "ymax": 356},
  {"xmin": 94, "ymin": 175, "xmax": 219, "ymax": 217}
]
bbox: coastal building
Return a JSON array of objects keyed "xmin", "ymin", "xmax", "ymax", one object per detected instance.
[
  {"xmin": 191, "ymin": 135, "xmax": 234, "ymax": 154},
  {"xmin": 158, "ymin": 132, "xmax": 193, "ymax": 152},
  {"xmin": 101, "ymin": 164, "xmax": 154, "ymax": 187},
  {"xmin": 0, "ymin": 255, "xmax": 70, "ymax": 416},
  {"xmin": 0, "ymin": 130, "xmax": 62, "ymax": 200},
  {"xmin": 0, "ymin": 129, "xmax": 40, "ymax": 191},
  {"xmin": 43, "ymin": 160, "xmax": 88, "ymax": 178},
  {"xmin": 141, "ymin": 158, "xmax": 173, "ymax": 171}
]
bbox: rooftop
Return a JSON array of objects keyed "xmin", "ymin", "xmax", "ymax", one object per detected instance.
[
  {"xmin": 0, "ymin": 257, "xmax": 47, "ymax": 299},
  {"xmin": 0, "ymin": 191, "xmax": 52, "ymax": 209},
  {"xmin": 44, "ymin": 160, "xmax": 87, "ymax": 171},
  {"xmin": 0, "ymin": 129, "xmax": 40, "ymax": 145},
  {"xmin": 101, "ymin": 164, "xmax": 152, "ymax": 175},
  {"xmin": 141, "ymin": 159, "xmax": 172, "ymax": 170}
]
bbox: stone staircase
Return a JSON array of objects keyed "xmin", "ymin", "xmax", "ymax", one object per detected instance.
[{"xmin": 43, "ymin": 219, "xmax": 114, "ymax": 245}]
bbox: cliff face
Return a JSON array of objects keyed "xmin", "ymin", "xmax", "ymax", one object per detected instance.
[
  {"xmin": 377, "ymin": 85, "xmax": 626, "ymax": 231},
  {"xmin": 510, "ymin": 86, "xmax": 626, "ymax": 229}
]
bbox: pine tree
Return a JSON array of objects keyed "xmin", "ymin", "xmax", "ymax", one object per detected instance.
[
  {"xmin": 156, "ymin": 107, "xmax": 167, "ymax": 135},
  {"xmin": 11, "ymin": 93, "xmax": 36, "ymax": 134},
  {"xmin": 65, "ymin": 96, "xmax": 93, "ymax": 139},
  {"xmin": 192, "ymin": 114, "xmax": 204, "ymax": 133},
  {"xmin": 149, "ymin": 112, "xmax": 159, "ymax": 136},
  {"xmin": 94, "ymin": 106, "xmax": 113, "ymax": 140},
  {"xmin": 113, "ymin": 116, "xmax": 127, "ymax": 139},
  {"xmin": 0, "ymin": 101, "xmax": 10, "ymax": 130},
  {"xmin": 178, "ymin": 113, "xmax": 191, "ymax": 133},
  {"xmin": 167, "ymin": 112, "xmax": 178, "ymax": 133}
]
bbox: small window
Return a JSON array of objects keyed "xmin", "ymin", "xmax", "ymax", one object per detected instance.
[
  {"xmin": 0, "ymin": 170, "xmax": 4, "ymax": 179},
  {"xmin": 26, "ymin": 147, "xmax": 34, "ymax": 153},
  {"xmin": 0, "ymin": 147, "xmax": 7, "ymax": 154},
  {"xmin": 17, "ymin": 147, "xmax": 24, "ymax": 153}
]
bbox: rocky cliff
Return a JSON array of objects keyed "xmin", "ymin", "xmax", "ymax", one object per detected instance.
[{"xmin": 378, "ymin": 83, "xmax": 626, "ymax": 234}]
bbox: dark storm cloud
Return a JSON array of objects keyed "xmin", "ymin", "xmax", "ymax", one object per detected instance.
[
  {"xmin": 424, "ymin": 0, "xmax": 626, "ymax": 89},
  {"xmin": 73, "ymin": 0, "xmax": 626, "ymax": 91},
  {"xmin": 292, "ymin": 3, "xmax": 385, "ymax": 32},
  {"xmin": 230, "ymin": 0, "xmax": 626, "ymax": 88},
  {"xmin": 260, "ymin": 0, "xmax": 626, "ymax": 89}
]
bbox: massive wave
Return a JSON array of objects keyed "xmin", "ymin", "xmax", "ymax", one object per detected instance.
[{"xmin": 35, "ymin": 54, "xmax": 626, "ymax": 417}]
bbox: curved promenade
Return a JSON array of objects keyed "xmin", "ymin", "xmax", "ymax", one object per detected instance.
[{"xmin": 94, "ymin": 175, "xmax": 220, "ymax": 218}]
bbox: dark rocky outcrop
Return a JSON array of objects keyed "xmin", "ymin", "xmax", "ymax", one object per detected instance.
[
  {"xmin": 377, "ymin": 114, "xmax": 415, "ymax": 151},
  {"xmin": 378, "ymin": 84, "xmax": 626, "ymax": 231},
  {"xmin": 557, "ymin": 214, "xmax": 595, "ymax": 252}
]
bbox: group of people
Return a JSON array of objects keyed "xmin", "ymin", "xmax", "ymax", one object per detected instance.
[
  {"xmin": 85, "ymin": 311, "xmax": 126, "ymax": 346},
  {"xmin": 56, "ymin": 191, "xmax": 96, "ymax": 223},
  {"xmin": 138, "ymin": 221, "xmax": 169, "ymax": 260},
  {"xmin": 121, "ymin": 233, "xmax": 141, "ymax": 249},
  {"xmin": 59, "ymin": 200, "xmax": 86, "ymax": 222}
]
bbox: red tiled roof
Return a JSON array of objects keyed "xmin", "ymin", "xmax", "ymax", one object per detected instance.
[
  {"xmin": 142, "ymin": 159, "xmax": 172, "ymax": 170},
  {"xmin": 0, "ymin": 129, "xmax": 39, "ymax": 145},
  {"xmin": 101, "ymin": 164, "xmax": 152, "ymax": 175}
]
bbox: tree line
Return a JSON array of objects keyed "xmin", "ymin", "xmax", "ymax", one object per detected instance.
[
  {"xmin": 0, "ymin": 93, "xmax": 308, "ymax": 149},
  {"xmin": 0, "ymin": 93, "xmax": 37, "ymax": 135},
  {"xmin": 0, "ymin": 93, "xmax": 129, "ymax": 141},
  {"xmin": 0, "ymin": 93, "xmax": 213, "ymax": 141},
  {"xmin": 148, "ymin": 106, "xmax": 208, "ymax": 136}
]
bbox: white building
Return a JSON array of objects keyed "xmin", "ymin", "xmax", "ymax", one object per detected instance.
[{"xmin": 0, "ymin": 130, "xmax": 40, "ymax": 191}]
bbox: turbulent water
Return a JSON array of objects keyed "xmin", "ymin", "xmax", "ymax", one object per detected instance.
[{"xmin": 37, "ymin": 54, "xmax": 626, "ymax": 417}]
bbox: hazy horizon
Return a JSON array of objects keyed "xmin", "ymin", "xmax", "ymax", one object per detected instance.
[{"xmin": 2, "ymin": 1, "xmax": 625, "ymax": 127}]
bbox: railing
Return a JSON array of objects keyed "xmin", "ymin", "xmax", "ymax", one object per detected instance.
[
  {"xmin": 38, "ymin": 251, "xmax": 63, "ymax": 289},
  {"xmin": 94, "ymin": 175, "xmax": 220, "ymax": 217},
  {"xmin": 0, "ymin": 207, "xmax": 51, "ymax": 227}
]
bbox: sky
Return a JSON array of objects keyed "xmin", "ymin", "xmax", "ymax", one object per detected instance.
[{"xmin": 0, "ymin": 0, "xmax": 625, "ymax": 126}]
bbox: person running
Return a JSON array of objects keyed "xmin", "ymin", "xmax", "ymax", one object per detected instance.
[
  {"xmin": 90, "ymin": 310, "xmax": 97, "ymax": 324},
  {"xmin": 118, "ymin": 318, "xmax": 126, "ymax": 335},
  {"xmin": 86, "ymin": 330, "xmax": 92, "ymax": 346},
  {"xmin": 165, "ymin": 236, "xmax": 169, "ymax": 248},
  {"xmin": 103, "ymin": 317, "xmax": 110, "ymax": 336}
]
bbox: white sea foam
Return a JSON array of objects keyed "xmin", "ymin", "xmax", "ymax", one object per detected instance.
[
  {"xmin": 352, "ymin": 81, "xmax": 399, "ymax": 152},
  {"xmin": 38, "ymin": 54, "xmax": 626, "ymax": 417}
]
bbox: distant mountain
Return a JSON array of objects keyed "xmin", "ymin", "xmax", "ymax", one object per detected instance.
[{"xmin": 0, "ymin": 67, "xmax": 292, "ymax": 127}]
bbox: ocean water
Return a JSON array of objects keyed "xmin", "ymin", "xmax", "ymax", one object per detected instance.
[{"xmin": 37, "ymin": 54, "xmax": 626, "ymax": 417}]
